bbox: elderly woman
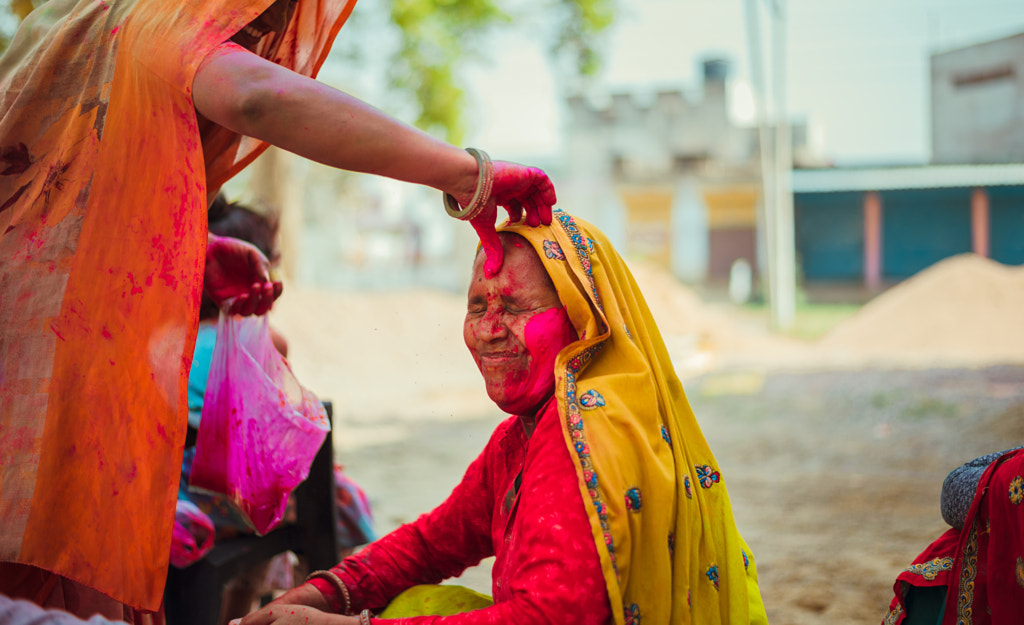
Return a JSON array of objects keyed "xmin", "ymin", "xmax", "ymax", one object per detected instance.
[
  {"xmin": 0, "ymin": 0, "xmax": 552, "ymax": 617},
  {"xmin": 240, "ymin": 210, "xmax": 768, "ymax": 625}
]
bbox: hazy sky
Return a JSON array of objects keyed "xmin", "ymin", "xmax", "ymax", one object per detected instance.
[{"xmin": 464, "ymin": 0, "xmax": 1024, "ymax": 166}]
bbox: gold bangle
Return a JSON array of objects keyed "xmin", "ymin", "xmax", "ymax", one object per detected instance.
[
  {"xmin": 359, "ymin": 609, "xmax": 373, "ymax": 625},
  {"xmin": 305, "ymin": 569, "xmax": 351, "ymax": 615},
  {"xmin": 444, "ymin": 148, "xmax": 494, "ymax": 221}
]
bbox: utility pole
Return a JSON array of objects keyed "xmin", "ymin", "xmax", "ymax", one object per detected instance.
[
  {"xmin": 744, "ymin": 0, "xmax": 796, "ymax": 330},
  {"xmin": 771, "ymin": 0, "xmax": 796, "ymax": 329}
]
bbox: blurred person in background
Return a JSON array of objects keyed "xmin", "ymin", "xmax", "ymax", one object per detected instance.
[
  {"xmin": 0, "ymin": 0, "xmax": 554, "ymax": 619},
  {"xmin": 236, "ymin": 210, "xmax": 767, "ymax": 625},
  {"xmin": 172, "ymin": 195, "xmax": 378, "ymax": 623},
  {"xmin": 882, "ymin": 447, "xmax": 1024, "ymax": 625}
]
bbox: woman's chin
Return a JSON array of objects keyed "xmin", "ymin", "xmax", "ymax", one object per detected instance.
[{"xmin": 492, "ymin": 394, "xmax": 549, "ymax": 417}]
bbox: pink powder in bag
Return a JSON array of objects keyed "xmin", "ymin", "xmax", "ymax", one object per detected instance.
[{"xmin": 190, "ymin": 313, "xmax": 330, "ymax": 535}]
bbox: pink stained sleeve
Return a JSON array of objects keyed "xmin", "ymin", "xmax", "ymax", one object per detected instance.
[
  {"xmin": 341, "ymin": 403, "xmax": 613, "ymax": 625},
  {"xmin": 330, "ymin": 431, "xmax": 503, "ymax": 613}
]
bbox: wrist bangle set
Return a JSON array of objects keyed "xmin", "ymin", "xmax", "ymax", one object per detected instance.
[
  {"xmin": 444, "ymin": 148, "xmax": 493, "ymax": 222},
  {"xmin": 306, "ymin": 569, "xmax": 375, "ymax": 622},
  {"xmin": 305, "ymin": 569, "xmax": 351, "ymax": 615}
]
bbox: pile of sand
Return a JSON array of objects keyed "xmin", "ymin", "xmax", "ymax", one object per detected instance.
[
  {"xmin": 627, "ymin": 261, "xmax": 810, "ymax": 371},
  {"xmin": 817, "ymin": 254, "xmax": 1024, "ymax": 366}
]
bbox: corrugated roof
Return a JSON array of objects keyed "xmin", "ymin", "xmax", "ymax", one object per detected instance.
[{"xmin": 792, "ymin": 163, "xmax": 1024, "ymax": 193}]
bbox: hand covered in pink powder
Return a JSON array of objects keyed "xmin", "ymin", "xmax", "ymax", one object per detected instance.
[
  {"xmin": 205, "ymin": 233, "xmax": 283, "ymax": 316},
  {"xmin": 232, "ymin": 606, "xmax": 356, "ymax": 625},
  {"xmin": 233, "ymin": 583, "xmax": 349, "ymax": 625},
  {"xmin": 470, "ymin": 160, "xmax": 556, "ymax": 277}
]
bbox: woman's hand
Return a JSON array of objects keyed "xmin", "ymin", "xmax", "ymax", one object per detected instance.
[
  {"xmin": 469, "ymin": 160, "xmax": 557, "ymax": 277},
  {"xmin": 232, "ymin": 584, "xmax": 350, "ymax": 625},
  {"xmin": 231, "ymin": 605, "xmax": 358, "ymax": 625},
  {"xmin": 205, "ymin": 233, "xmax": 283, "ymax": 316}
]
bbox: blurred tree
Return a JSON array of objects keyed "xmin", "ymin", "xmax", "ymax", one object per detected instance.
[
  {"xmin": 385, "ymin": 0, "xmax": 614, "ymax": 142},
  {"xmin": 1, "ymin": 0, "xmax": 45, "ymax": 53},
  {"xmin": 0, "ymin": 0, "xmax": 613, "ymax": 143}
]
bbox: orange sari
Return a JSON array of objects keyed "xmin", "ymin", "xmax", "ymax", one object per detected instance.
[{"xmin": 0, "ymin": 0, "xmax": 355, "ymax": 611}]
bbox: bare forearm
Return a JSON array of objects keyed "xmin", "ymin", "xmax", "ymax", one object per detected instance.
[{"xmin": 193, "ymin": 46, "xmax": 478, "ymax": 204}]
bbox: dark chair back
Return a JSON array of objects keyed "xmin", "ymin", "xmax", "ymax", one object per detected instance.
[{"xmin": 164, "ymin": 402, "xmax": 339, "ymax": 625}]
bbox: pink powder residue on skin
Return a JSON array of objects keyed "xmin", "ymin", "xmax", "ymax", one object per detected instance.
[
  {"xmin": 480, "ymin": 305, "xmax": 575, "ymax": 417},
  {"xmin": 522, "ymin": 305, "xmax": 577, "ymax": 398},
  {"xmin": 470, "ymin": 216, "xmax": 504, "ymax": 278},
  {"xmin": 464, "ymin": 235, "xmax": 576, "ymax": 416}
]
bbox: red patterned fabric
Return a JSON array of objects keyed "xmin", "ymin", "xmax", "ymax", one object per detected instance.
[
  {"xmin": 323, "ymin": 397, "xmax": 612, "ymax": 623},
  {"xmin": 882, "ymin": 449, "xmax": 1024, "ymax": 625}
]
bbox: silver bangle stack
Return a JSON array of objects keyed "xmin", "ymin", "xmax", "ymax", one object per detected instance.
[
  {"xmin": 444, "ymin": 148, "xmax": 494, "ymax": 221},
  {"xmin": 305, "ymin": 569, "xmax": 352, "ymax": 615}
]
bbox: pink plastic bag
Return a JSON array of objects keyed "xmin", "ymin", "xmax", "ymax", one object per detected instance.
[{"xmin": 189, "ymin": 313, "xmax": 330, "ymax": 535}]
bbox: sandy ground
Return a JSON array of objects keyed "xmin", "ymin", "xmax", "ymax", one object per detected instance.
[{"xmin": 269, "ymin": 253, "xmax": 1024, "ymax": 624}]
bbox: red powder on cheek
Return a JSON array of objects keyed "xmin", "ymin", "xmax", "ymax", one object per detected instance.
[
  {"xmin": 520, "ymin": 306, "xmax": 577, "ymax": 400},
  {"xmin": 525, "ymin": 307, "xmax": 576, "ymax": 352}
]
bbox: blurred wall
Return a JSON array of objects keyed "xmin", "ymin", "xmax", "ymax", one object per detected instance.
[
  {"xmin": 562, "ymin": 58, "xmax": 819, "ymax": 285},
  {"xmin": 932, "ymin": 32, "xmax": 1024, "ymax": 164}
]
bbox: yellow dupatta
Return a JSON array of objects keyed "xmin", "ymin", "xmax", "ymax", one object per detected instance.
[
  {"xmin": 0, "ymin": 0, "xmax": 355, "ymax": 610},
  {"xmin": 501, "ymin": 211, "xmax": 769, "ymax": 625}
]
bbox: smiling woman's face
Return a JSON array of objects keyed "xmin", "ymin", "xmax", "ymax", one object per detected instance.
[{"xmin": 463, "ymin": 234, "xmax": 578, "ymax": 416}]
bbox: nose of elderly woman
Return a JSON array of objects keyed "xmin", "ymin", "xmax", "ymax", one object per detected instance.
[{"xmin": 476, "ymin": 306, "xmax": 510, "ymax": 342}]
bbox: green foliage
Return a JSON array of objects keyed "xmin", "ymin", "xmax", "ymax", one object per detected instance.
[
  {"xmin": 0, "ymin": 0, "xmax": 615, "ymax": 141},
  {"xmin": 387, "ymin": 0, "xmax": 511, "ymax": 143},
  {"xmin": 385, "ymin": 0, "xmax": 614, "ymax": 143},
  {"xmin": 0, "ymin": 0, "xmax": 46, "ymax": 54},
  {"xmin": 549, "ymin": 0, "xmax": 615, "ymax": 77}
]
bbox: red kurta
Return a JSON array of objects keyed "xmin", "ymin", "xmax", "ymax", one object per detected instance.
[{"xmin": 324, "ymin": 398, "xmax": 612, "ymax": 623}]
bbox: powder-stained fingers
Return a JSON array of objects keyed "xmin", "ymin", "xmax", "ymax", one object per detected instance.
[
  {"xmin": 253, "ymin": 282, "xmax": 277, "ymax": 316},
  {"xmin": 227, "ymin": 283, "xmax": 268, "ymax": 316},
  {"xmin": 535, "ymin": 191, "xmax": 554, "ymax": 225},
  {"xmin": 523, "ymin": 195, "xmax": 544, "ymax": 227},
  {"xmin": 531, "ymin": 170, "xmax": 556, "ymax": 225},
  {"xmin": 226, "ymin": 294, "xmax": 253, "ymax": 317},
  {"xmin": 503, "ymin": 199, "xmax": 525, "ymax": 224}
]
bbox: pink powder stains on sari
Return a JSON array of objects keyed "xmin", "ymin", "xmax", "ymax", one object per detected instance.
[{"xmin": 0, "ymin": 0, "xmax": 355, "ymax": 610}]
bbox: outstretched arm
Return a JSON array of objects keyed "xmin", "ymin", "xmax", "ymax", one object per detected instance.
[
  {"xmin": 235, "ymin": 431, "xmax": 498, "ymax": 625},
  {"xmin": 193, "ymin": 44, "xmax": 479, "ymax": 205},
  {"xmin": 192, "ymin": 44, "xmax": 556, "ymax": 274}
]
